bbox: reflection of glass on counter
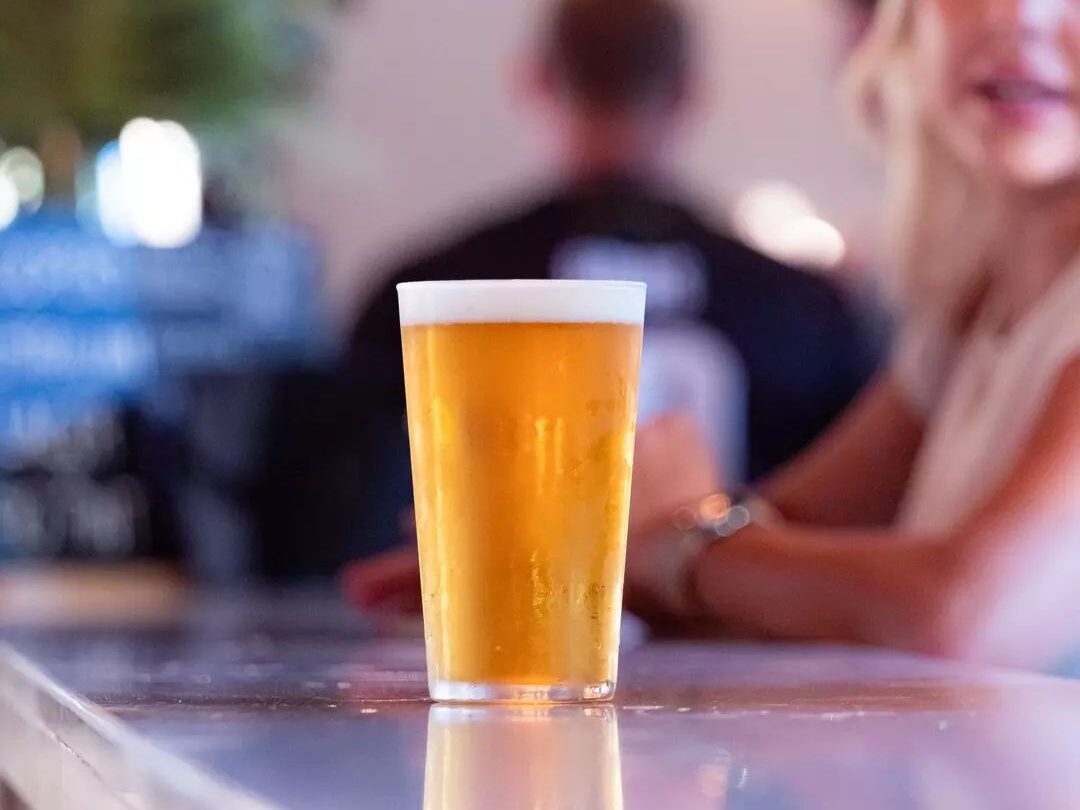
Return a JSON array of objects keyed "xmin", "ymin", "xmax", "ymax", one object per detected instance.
[{"xmin": 424, "ymin": 705, "xmax": 623, "ymax": 810}]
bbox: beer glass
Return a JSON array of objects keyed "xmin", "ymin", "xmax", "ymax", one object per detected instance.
[{"xmin": 398, "ymin": 280, "xmax": 645, "ymax": 702}]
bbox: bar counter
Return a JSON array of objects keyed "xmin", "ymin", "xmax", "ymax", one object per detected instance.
[{"xmin": 1, "ymin": 589, "xmax": 1078, "ymax": 809}]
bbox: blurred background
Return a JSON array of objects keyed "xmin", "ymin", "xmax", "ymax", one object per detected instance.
[
  {"xmin": 314, "ymin": 0, "xmax": 882, "ymax": 314},
  {"xmin": 0, "ymin": 0, "xmax": 885, "ymax": 591}
]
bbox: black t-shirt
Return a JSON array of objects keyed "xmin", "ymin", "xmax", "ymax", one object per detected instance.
[
  {"xmin": 258, "ymin": 178, "xmax": 882, "ymax": 575},
  {"xmin": 351, "ymin": 178, "xmax": 879, "ymax": 470}
]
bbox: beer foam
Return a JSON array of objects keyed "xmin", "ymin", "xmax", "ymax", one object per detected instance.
[{"xmin": 397, "ymin": 280, "xmax": 646, "ymax": 326}]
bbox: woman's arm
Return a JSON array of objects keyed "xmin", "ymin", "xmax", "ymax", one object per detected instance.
[
  {"xmin": 346, "ymin": 381, "xmax": 922, "ymax": 614},
  {"xmin": 758, "ymin": 375, "xmax": 925, "ymax": 527},
  {"xmin": 685, "ymin": 359, "xmax": 1080, "ymax": 668}
]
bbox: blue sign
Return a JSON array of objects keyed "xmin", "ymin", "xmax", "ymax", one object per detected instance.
[{"xmin": 0, "ymin": 211, "xmax": 326, "ymax": 562}]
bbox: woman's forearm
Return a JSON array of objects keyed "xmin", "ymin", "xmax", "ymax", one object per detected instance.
[
  {"xmin": 757, "ymin": 379, "xmax": 924, "ymax": 528},
  {"xmin": 691, "ymin": 524, "xmax": 953, "ymax": 650},
  {"xmin": 683, "ymin": 363, "xmax": 1080, "ymax": 667}
]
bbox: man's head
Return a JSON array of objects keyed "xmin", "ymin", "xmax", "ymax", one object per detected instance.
[{"xmin": 534, "ymin": 0, "xmax": 693, "ymax": 177}]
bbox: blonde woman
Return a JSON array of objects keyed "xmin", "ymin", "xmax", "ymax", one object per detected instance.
[
  {"xmin": 350, "ymin": 0, "xmax": 1080, "ymax": 670},
  {"xmin": 622, "ymin": 0, "xmax": 1080, "ymax": 669}
]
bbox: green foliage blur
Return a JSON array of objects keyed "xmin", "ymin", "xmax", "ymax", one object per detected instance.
[{"xmin": 0, "ymin": 0, "xmax": 336, "ymax": 145}]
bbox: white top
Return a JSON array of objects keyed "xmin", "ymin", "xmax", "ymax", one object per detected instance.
[
  {"xmin": 396, "ymin": 280, "xmax": 646, "ymax": 326},
  {"xmin": 897, "ymin": 265, "xmax": 1080, "ymax": 534}
]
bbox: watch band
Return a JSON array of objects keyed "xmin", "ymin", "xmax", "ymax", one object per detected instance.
[{"xmin": 653, "ymin": 492, "xmax": 778, "ymax": 618}]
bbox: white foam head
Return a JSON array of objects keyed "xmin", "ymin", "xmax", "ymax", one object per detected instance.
[{"xmin": 397, "ymin": 280, "xmax": 646, "ymax": 326}]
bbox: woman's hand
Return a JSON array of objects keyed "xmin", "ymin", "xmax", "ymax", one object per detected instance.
[
  {"xmin": 342, "ymin": 509, "xmax": 422, "ymax": 615},
  {"xmin": 342, "ymin": 542, "xmax": 422, "ymax": 615},
  {"xmin": 343, "ymin": 412, "xmax": 720, "ymax": 616},
  {"xmin": 628, "ymin": 412, "xmax": 721, "ymax": 534},
  {"xmin": 623, "ymin": 413, "xmax": 721, "ymax": 623}
]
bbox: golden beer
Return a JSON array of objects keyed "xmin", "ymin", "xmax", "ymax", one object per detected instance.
[
  {"xmin": 424, "ymin": 705, "xmax": 623, "ymax": 810},
  {"xmin": 398, "ymin": 280, "xmax": 645, "ymax": 702}
]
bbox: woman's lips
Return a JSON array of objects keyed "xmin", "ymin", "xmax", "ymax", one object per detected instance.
[{"xmin": 970, "ymin": 77, "xmax": 1074, "ymax": 125}]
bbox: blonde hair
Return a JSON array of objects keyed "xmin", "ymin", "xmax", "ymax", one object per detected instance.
[{"xmin": 845, "ymin": 0, "xmax": 994, "ymax": 321}]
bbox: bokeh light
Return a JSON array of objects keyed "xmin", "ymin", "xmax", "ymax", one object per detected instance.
[
  {"xmin": 95, "ymin": 118, "xmax": 203, "ymax": 248},
  {"xmin": 0, "ymin": 174, "xmax": 20, "ymax": 230},
  {"xmin": 0, "ymin": 147, "xmax": 45, "ymax": 211},
  {"xmin": 95, "ymin": 142, "xmax": 136, "ymax": 245},
  {"xmin": 733, "ymin": 182, "xmax": 847, "ymax": 269}
]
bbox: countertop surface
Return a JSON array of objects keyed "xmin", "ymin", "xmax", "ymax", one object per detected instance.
[{"xmin": 1, "ymin": 590, "xmax": 1078, "ymax": 810}]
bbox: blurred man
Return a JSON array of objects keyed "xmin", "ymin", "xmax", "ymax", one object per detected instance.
[{"xmin": 259, "ymin": 0, "xmax": 881, "ymax": 575}]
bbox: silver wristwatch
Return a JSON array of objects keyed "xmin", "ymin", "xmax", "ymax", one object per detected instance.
[{"xmin": 650, "ymin": 493, "xmax": 778, "ymax": 618}]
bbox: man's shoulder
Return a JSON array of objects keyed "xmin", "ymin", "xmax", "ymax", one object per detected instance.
[
  {"xmin": 385, "ymin": 194, "xmax": 564, "ymax": 285},
  {"xmin": 676, "ymin": 211, "xmax": 872, "ymax": 340},
  {"xmin": 680, "ymin": 216, "xmax": 826, "ymax": 289},
  {"xmin": 347, "ymin": 193, "xmax": 562, "ymax": 350},
  {"xmin": 683, "ymin": 219, "xmax": 850, "ymax": 306},
  {"xmin": 659, "ymin": 195, "xmax": 831, "ymax": 288}
]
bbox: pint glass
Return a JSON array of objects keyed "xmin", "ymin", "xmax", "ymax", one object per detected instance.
[{"xmin": 398, "ymin": 280, "xmax": 645, "ymax": 702}]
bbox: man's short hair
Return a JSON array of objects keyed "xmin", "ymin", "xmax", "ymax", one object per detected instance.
[{"xmin": 543, "ymin": 0, "xmax": 690, "ymax": 114}]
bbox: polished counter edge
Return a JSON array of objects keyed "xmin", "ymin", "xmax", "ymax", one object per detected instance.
[{"xmin": 0, "ymin": 645, "xmax": 273, "ymax": 810}]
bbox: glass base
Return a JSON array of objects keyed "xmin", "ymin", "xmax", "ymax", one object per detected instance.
[{"xmin": 430, "ymin": 679, "xmax": 615, "ymax": 704}]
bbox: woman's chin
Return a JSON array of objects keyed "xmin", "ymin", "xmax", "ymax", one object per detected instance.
[{"xmin": 975, "ymin": 139, "xmax": 1080, "ymax": 191}]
